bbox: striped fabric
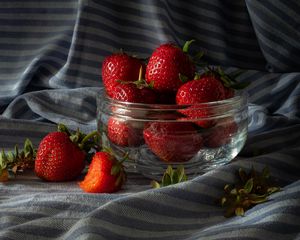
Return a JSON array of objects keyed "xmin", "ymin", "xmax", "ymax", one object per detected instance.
[{"xmin": 0, "ymin": 0, "xmax": 300, "ymax": 239}]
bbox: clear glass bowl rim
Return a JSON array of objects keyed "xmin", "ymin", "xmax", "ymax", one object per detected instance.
[{"xmin": 97, "ymin": 88, "xmax": 248, "ymax": 121}]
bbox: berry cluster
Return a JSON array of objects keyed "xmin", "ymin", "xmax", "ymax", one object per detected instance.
[{"xmin": 101, "ymin": 41, "xmax": 244, "ymax": 162}]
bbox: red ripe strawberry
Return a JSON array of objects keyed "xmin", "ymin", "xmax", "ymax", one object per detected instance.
[
  {"xmin": 79, "ymin": 151, "xmax": 126, "ymax": 193},
  {"xmin": 204, "ymin": 120, "xmax": 238, "ymax": 148},
  {"xmin": 102, "ymin": 53, "xmax": 145, "ymax": 97},
  {"xmin": 107, "ymin": 117, "xmax": 144, "ymax": 147},
  {"xmin": 109, "ymin": 83, "xmax": 141, "ymax": 102},
  {"xmin": 107, "ymin": 83, "xmax": 157, "ymax": 147},
  {"xmin": 145, "ymin": 42, "xmax": 195, "ymax": 92},
  {"xmin": 176, "ymin": 75, "xmax": 226, "ymax": 104},
  {"xmin": 35, "ymin": 132, "xmax": 85, "ymax": 181},
  {"xmin": 109, "ymin": 83, "xmax": 157, "ymax": 104},
  {"xmin": 143, "ymin": 122, "xmax": 203, "ymax": 162},
  {"xmin": 176, "ymin": 75, "xmax": 226, "ymax": 128}
]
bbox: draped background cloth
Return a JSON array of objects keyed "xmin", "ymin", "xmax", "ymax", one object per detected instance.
[{"xmin": 0, "ymin": 0, "xmax": 300, "ymax": 239}]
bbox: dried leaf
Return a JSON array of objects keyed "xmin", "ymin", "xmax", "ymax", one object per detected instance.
[
  {"xmin": 235, "ymin": 207, "xmax": 245, "ymax": 216},
  {"xmin": 221, "ymin": 197, "xmax": 227, "ymax": 207},
  {"xmin": 219, "ymin": 166, "xmax": 280, "ymax": 218},
  {"xmin": 0, "ymin": 169, "xmax": 9, "ymax": 182}
]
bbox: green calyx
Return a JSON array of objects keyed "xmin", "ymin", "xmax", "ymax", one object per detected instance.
[
  {"xmin": 101, "ymin": 147, "xmax": 127, "ymax": 188},
  {"xmin": 219, "ymin": 166, "xmax": 280, "ymax": 217},
  {"xmin": 0, "ymin": 139, "xmax": 36, "ymax": 181},
  {"xmin": 182, "ymin": 39, "xmax": 206, "ymax": 68},
  {"xmin": 183, "ymin": 39, "xmax": 195, "ymax": 53},
  {"xmin": 204, "ymin": 66, "xmax": 250, "ymax": 90},
  {"xmin": 151, "ymin": 165, "xmax": 188, "ymax": 188},
  {"xmin": 58, "ymin": 124, "xmax": 100, "ymax": 153}
]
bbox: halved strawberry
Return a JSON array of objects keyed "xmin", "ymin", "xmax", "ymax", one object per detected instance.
[{"xmin": 79, "ymin": 151, "xmax": 126, "ymax": 193}]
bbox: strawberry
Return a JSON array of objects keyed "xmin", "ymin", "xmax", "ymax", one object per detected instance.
[
  {"xmin": 102, "ymin": 53, "xmax": 145, "ymax": 97},
  {"xmin": 143, "ymin": 122, "xmax": 203, "ymax": 162},
  {"xmin": 106, "ymin": 69, "xmax": 158, "ymax": 147},
  {"xmin": 107, "ymin": 117, "xmax": 144, "ymax": 147},
  {"xmin": 35, "ymin": 132, "xmax": 85, "ymax": 181},
  {"xmin": 35, "ymin": 124, "xmax": 98, "ymax": 182},
  {"xmin": 204, "ymin": 120, "xmax": 238, "ymax": 148},
  {"xmin": 109, "ymin": 83, "xmax": 142, "ymax": 103},
  {"xmin": 145, "ymin": 42, "xmax": 195, "ymax": 92},
  {"xmin": 176, "ymin": 75, "xmax": 226, "ymax": 104},
  {"xmin": 79, "ymin": 151, "xmax": 126, "ymax": 193},
  {"xmin": 176, "ymin": 75, "xmax": 226, "ymax": 128}
]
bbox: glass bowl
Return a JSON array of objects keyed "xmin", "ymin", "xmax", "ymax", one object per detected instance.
[{"xmin": 97, "ymin": 88, "xmax": 248, "ymax": 179}]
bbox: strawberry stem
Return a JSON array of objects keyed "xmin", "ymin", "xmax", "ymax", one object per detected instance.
[
  {"xmin": 58, "ymin": 123, "xmax": 71, "ymax": 136},
  {"xmin": 79, "ymin": 130, "xmax": 99, "ymax": 151}
]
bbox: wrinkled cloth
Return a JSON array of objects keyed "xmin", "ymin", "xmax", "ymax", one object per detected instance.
[{"xmin": 0, "ymin": 1, "xmax": 300, "ymax": 239}]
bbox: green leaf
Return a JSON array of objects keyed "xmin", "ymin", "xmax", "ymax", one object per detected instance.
[
  {"xmin": 244, "ymin": 178, "xmax": 254, "ymax": 194},
  {"xmin": 57, "ymin": 124, "xmax": 71, "ymax": 136},
  {"xmin": 262, "ymin": 166, "xmax": 270, "ymax": 179},
  {"xmin": 162, "ymin": 173, "xmax": 172, "ymax": 187},
  {"xmin": 70, "ymin": 134, "xmax": 79, "ymax": 143},
  {"xmin": 24, "ymin": 139, "xmax": 33, "ymax": 151},
  {"xmin": 182, "ymin": 39, "xmax": 195, "ymax": 53},
  {"xmin": 179, "ymin": 73, "xmax": 189, "ymax": 83},
  {"xmin": 111, "ymin": 165, "xmax": 120, "ymax": 176},
  {"xmin": 267, "ymin": 187, "xmax": 280, "ymax": 194},
  {"xmin": 172, "ymin": 171, "xmax": 179, "ymax": 184},
  {"xmin": 230, "ymin": 188, "xmax": 238, "ymax": 195},
  {"xmin": 6, "ymin": 152, "xmax": 15, "ymax": 162},
  {"xmin": 14, "ymin": 145, "xmax": 19, "ymax": 157},
  {"xmin": 219, "ymin": 166, "xmax": 280, "ymax": 218},
  {"xmin": 1, "ymin": 150, "xmax": 7, "ymax": 162},
  {"xmin": 165, "ymin": 165, "xmax": 174, "ymax": 178},
  {"xmin": 151, "ymin": 180, "xmax": 161, "ymax": 189},
  {"xmin": 148, "ymin": 81, "xmax": 155, "ymax": 89},
  {"xmin": 250, "ymin": 197, "xmax": 268, "ymax": 204},
  {"xmin": 176, "ymin": 165, "xmax": 185, "ymax": 183},
  {"xmin": 0, "ymin": 157, "xmax": 7, "ymax": 170},
  {"xmin": 221, "ymin": 197, "xmax": 227, "ymax": 207},
  {"xmin": 224, "ymin": 184, "xmax": 231, "ymax": 193},
  {"xmin": 151, "ymin": 165, "xmax": 188, "ymax": 188}
]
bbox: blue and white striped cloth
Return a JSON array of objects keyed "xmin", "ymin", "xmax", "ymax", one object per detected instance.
[{"xmin": 1, "ymin": 1, "xmax": 300, "ymax": 239}]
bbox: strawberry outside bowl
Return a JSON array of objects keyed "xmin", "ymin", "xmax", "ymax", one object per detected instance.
[{"xmin": 97, "ymin": 88, "xmax": 248, "ymax": 179}]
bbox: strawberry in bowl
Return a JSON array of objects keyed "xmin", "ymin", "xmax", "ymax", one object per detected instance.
[{"xmin": 98, "ymin": 42, "xmax": 249, "ymax": 179}]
